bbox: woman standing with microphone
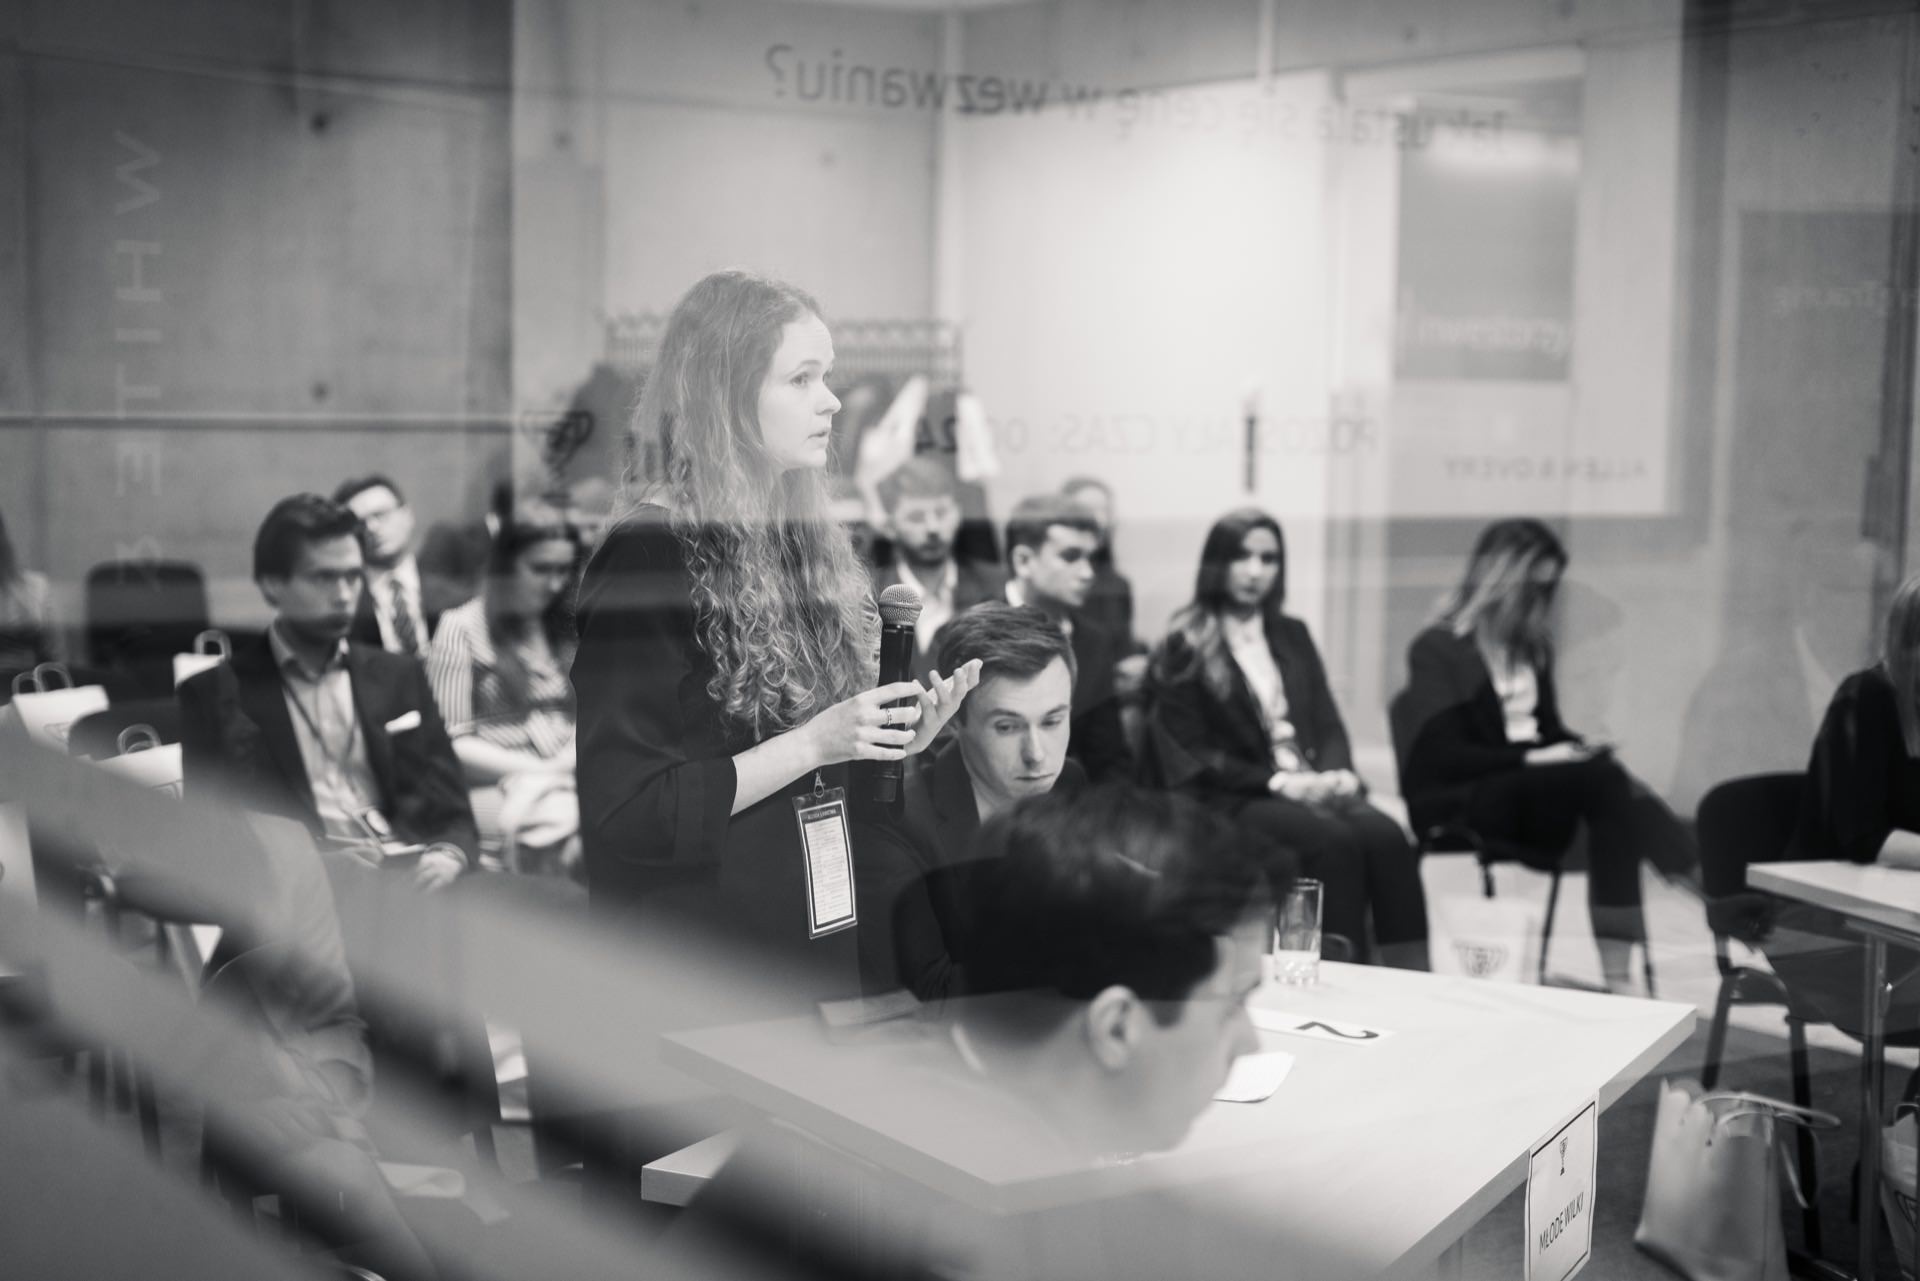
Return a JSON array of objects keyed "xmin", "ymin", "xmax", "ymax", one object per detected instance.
[{"xmin": 572, "ymin": 270, "xmax": 979, "ymax": 1007}]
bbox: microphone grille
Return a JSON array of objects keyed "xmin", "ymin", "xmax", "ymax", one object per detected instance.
[{"xmin": 877, "ymin": 583, "xmax": 924, "ymax": 627}]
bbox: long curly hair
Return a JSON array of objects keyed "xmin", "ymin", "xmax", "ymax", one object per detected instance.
[
  {"xmin": 1435, "ymin": 518, "xmax": 1567, "ymax": 668},
  {"xmin": 618, "ymin": 270, "xmax": 877, "ymax": 743},
  {"xmin": 1154, "ymin": 508, "xmax": 1288, "ymax": 703}
]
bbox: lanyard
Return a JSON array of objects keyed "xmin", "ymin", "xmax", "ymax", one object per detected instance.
[{"xmin": 280, "ymin": 667, "xmax": 359, "ymax": 784}]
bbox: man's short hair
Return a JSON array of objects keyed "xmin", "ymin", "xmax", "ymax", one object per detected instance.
[
  {"xmin": 935, "ymin": 604, "xmax": 1074, "ymax": 719},
  {"xmin": 878, "ymin": 456, "xmax": 957, "ymax": 513},
  {"xmin": 332, "ymin": 474, "xmax": 406, "ymax": 510},
  {"xmin": 1004, "ymin": 494, "xmax": 1100, "ymax": 566},
  {"xmin": 254, "ymin": 494, "xmax": 363, "ymax": 581},
  {"xmin": 962, "ymin": 785, "xmax": 1272, "ymax": 1025},
  {"xmin": 1060, "ymin": 476, "xmax": 1113, "ymax": 504}
]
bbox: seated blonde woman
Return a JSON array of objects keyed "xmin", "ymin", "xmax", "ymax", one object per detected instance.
[{"xmin": 426, "ymin": 505, "xmax": 581, "ymax": 877}]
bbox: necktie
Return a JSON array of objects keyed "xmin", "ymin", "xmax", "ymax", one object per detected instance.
[{"xmin": 388, "ymin": 577, "xmax": 421, "ymax": 657}]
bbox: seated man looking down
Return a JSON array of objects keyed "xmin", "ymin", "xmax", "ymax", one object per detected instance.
[
  {"xmin": 179, "ymin": 493, "xmax": 478, "ymax": 890},
  {"xmin": 857, "ymin": 603, "xmax": 1084, "ymax": 999},
  {"xmin": 667, "ymin": 784, "xmax": 1272, "ymax": 1281}
]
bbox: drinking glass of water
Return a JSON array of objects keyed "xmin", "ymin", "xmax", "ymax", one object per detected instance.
[{"xmin": 1272, "ymin": 877, "xmax": 1323, "ymax": 985}]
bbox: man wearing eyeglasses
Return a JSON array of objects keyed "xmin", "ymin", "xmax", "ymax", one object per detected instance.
[{"xmin": 334, "ymin": 474, "xmax": 460, "ymax": 662}]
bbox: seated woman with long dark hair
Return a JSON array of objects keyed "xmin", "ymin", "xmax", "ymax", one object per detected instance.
[
  {"xmin": 1398, "ymin": 517, "xmax": 1694, "ymax": 993},
  {"xmin": 425, "ymin": 504, "xmax": 583, "ymax": 877},
  {"xmin": 1148, "ymin": 508, "xmax": 1428, "ymax": 969}
]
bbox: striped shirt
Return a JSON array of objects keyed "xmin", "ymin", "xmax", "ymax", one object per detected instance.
[{"xmin": 425, "ymin": 597, "xmax": 574, "ymax": 759}]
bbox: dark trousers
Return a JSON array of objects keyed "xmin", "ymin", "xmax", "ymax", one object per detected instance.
[
  {"xmin": 1232, "ymin": 797, "xmax": 1429, "ymax": 967},
  {"xmin": 1462, "ymin": 756, "xmax": 1693, "ymax": 941}
]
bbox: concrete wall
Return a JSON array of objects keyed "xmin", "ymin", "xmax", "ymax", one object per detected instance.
[
  {"xmin": 1, "ymin": 0, "xmax": 514, "ymax": 638},
  {"xmin": 511, "ymin": 0, "xmax": 943, "ymax": 423}
]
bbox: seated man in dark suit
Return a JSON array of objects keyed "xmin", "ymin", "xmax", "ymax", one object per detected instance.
[
  {"xmin": 1003, "ymin": 494, "xmax": 1135, "ymax": 782},
  {"xmin": 858, "ymin": 604, "xmax": 1084, "ymax": 999},
  {"xmin": 870, "ymin": 457, "xmax": 1005, "ymax": 682},
  {"xmin": 179, "ymin": 493, "xmax": 477, "ymax": 891}
]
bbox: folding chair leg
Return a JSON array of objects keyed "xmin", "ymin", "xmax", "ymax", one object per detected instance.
[
  {"xmin": 1539, "ymin": 868, "xmax": 1564, "ymax": 985},
  {"xmin": 1789, "ymin": 1018, "xmax": 1824, "ymax": 1256},
  {"xmin": 1701, "ymin": 974, "xmax": 1737, "ymax": 1091}
]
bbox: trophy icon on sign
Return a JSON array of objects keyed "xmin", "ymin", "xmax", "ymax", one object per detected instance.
[{"xmin": 1559, "ymin": 1135, "xmax": 1570, "ymax": 1176}]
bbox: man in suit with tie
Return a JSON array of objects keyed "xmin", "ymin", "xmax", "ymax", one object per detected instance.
[
  {"xmin": 857, "ymin": 604, "xmax": 1085, "ymax": 999},
  {"xmin": 333, "ymin": 474, "xmax": 462, "ymax": 660},
  {"xmin": 1003, "ymin": 493, "xmax": 1135, "ymax": 783},
  {"xmin": 869, "ymin": 457, "xmax": 1005, "ymax": 682},
  {"xmin": 179, "ymin": 493, "xmax": 477, "ymax": 890}
]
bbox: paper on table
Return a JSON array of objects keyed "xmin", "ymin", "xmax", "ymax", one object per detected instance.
[{"xmin": 1213, "ymin": 1050, "xmax": 1295, "ymax": 1103}]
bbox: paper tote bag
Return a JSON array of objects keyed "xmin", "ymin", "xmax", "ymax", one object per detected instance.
[
  {"xmin": 1428, "ymin": 893, "xmax": 1541, "ymax": 983},
  {"xmin": 173, "ymin": 628, "xmax": 232, "ymax": 688},
  {"xmin": 94, "ymin": 725, "xmax": 184, "ymax": 800},
  {"xmin": 1633, "ymin": 1080, "xmax": 1837, "ymax": 1281},
  {"xmin": 3, "ymin": 664, "xmax": 109, "ymax": 754}
]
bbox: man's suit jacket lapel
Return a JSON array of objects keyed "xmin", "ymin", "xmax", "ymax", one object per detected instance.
[
  {"xmin": 345, "ymin": 645, "xmax": 398, "ymax": 807},
  {"xmin": 231, "ymin": 637, "xmax": 317, "ymax": 821},
  {"xmin": 928, "ymin": 742, "xmax": 981, "ymax": 867}
]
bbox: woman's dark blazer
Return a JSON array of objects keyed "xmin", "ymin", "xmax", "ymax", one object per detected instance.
[
  {"xmin": 1146, "ymin": 614, "xmax": 1355, "ymax": 807},
  {"xmin": 1396, "ymin": 625, "xmax": 1574, "ymax": 831}
]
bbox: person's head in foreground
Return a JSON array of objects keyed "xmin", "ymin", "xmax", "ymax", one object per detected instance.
[
  {"xmin": 955, "ymin": 784, "xmax": 1273, "ymax": 1156},
  {"xmin": 936, "ymin": 604, "xmax": 1076, "ymax": 818}
]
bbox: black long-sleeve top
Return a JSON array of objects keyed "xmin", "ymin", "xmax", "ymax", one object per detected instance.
[
  {"xmin": 1790, "ymin": 666, "xmax": 1920, "ymax": 865},
  {"xmin": 572, "ymin": 508, "xmax": 859, "ymax": 990}
]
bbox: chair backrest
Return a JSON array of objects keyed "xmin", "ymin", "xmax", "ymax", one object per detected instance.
[
  {"xmin": 1696, "ymin": 772, "xmax": 1805, "ymax": 898},
  {"xmin": 84, "ymin": 560, "xmax": 210, "ymax": 694}
]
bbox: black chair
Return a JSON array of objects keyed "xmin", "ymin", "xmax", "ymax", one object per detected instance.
[
  {"xmin": 1696, "ymin": 773, "xmax": 1828, "ymax": 1257},
  {"xmin": 1698, "ymin": 772, "xmax": 1920, "ymax": 1273},
  {"xmin": 84, "ymin": 559, "xmax": 209, "ymax": 699},
  {"xmin": 1386, "ymin": 689, "xmax": 1651, "ymax": 993}
]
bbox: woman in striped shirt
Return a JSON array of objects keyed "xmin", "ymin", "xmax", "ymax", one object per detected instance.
[{"xmin": 427, "ymin": 507, "xmax": 583, "ymax": 877}]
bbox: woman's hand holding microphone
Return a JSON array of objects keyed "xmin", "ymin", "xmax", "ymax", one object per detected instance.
[{"xmin": 803, "ymin": 659, "xmax": 984, "ymax": 766}]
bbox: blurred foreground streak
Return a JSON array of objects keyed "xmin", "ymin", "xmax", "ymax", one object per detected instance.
[{"xmin": 0, "ymin": 735, "xmax": 1355, "ymax": 1281}]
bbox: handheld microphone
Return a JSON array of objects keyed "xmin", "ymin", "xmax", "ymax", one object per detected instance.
[{"xmin": 871, "ymin": 584, "xmax": 923, "ymax": 810}]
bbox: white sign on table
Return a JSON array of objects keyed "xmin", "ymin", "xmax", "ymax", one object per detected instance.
[{"xmin": 1526, "ymin": 1097, "xmax": 1597, "ymax": 1281}]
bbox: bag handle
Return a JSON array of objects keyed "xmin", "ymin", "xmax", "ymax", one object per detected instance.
[
  {"xmin": 193, "ymin": 629, "xmax": 231, "ymax": 659},
  {"xmin": 1701, "ymin": 1090, "xmax": 1841, "ymax": 1132},
  {"xmin": 10, "ymin": 669, "xmax": 38, "ymax": 696},
  {"xmin": 116, "ymin": 724, "xmax": 161, "ymax": 756},
  {"xmin": 34, "ymin": 662, "xmax": 74, "ymax": 691}
]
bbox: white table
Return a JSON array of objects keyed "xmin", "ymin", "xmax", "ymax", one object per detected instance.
[
  {"xmin": 1749, "ymin": 860, "xmax": 1920, "ymax": 1281},
  {"xmin": 664, "ymin": 962, "xmax": 1693, "ymax": 1280}
]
